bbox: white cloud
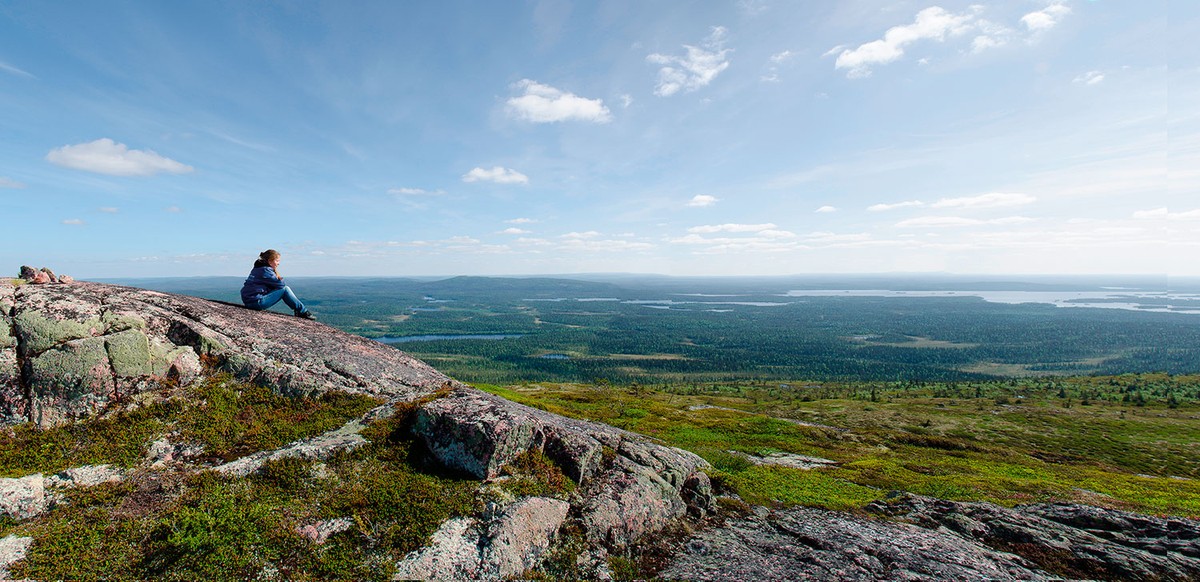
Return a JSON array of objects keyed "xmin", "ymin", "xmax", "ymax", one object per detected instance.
[
  {"xmin": 833, "ymin": 7, "xmax": 975, "ymax": 78},
  {"xmin": 971, "ymin": 35, "xmax": 1003, "ymax": 53},
  {"xmin": 688, "ymin": 223, "xmax": 777, "ymax": 234},
  {"xmin": 868, "ymin": 200, "xmax": 925, "ymax": 212},
  {"xmin": 1021, "ymin": 2, "xmax": 1071, "ymax": 31},
  {"xmin": 462, "ymin": 166, "xmax": 529, "ymax": 185},
  {"xmin": 0, "ymin": 60, "xmax": 33, "ymax": 78},
  {"xmin": 647, "ymin": 26, "xmax": 732, "ymax": 96},
  {"xmin": 499, "ymin": 227, "xmax": 531, "ymax": 235},
  {"xmin": 1073, "ymin": 71, "xmax": 1105, "ymax": 85},
  {"xmin": 686, "ymin": 194, "xmax": 719, "ymax": 207},
  {"xmin": 45, "ymin": 138, "xmax": 194, "ymax": 177},
  {"xmin": 99, "ymin": 207, "xmax": 118, "ymax": 213},
  {"xmin": 505, "ymin": 79, "xmax": 612, "ymax": 123},
  {"xmin": 506, "ymin": 217, "xmax": 537, "ymax": 224},
  {"xmin": 389, "ymin": 187, "xmax": 445, "ymax": 196},
  {"xmin": 559, "ymin": 238, "xmax": 655, "ymax": 252},
  {"xmin": 164, "ymin": 206, "xmax": 182, "ymax": 213},
  {"xmin": 896, "ymin": 215, "xmax": 1035, "ymax": 228},
  {"xmin": 815, "ymin": 205, "xmax": 837, "ymax": 213},
  {"xmin": 0, "ymin": 177, "xmax": 25, "ymax": 189},
  {"xmin": 562, "ymin": 231, "xmax": 601, "ymax": 239},
  {"xmin": 931, "ymin": 192, "xmax": 1036, "ymax": 209},
  {"xmin": 770, "ymin": 50, "xmax": 794, "ymax": 64},
  {"xmin": 62, "ymin": 218, "xmax": 84, "ymax": 225},
  {"xmin": 1133, "ymin": 207, "xmax": 1200, "ymax": 221}
]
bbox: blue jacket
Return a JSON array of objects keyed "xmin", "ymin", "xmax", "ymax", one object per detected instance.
[{"xmin": 241, "ymin": 260, "xmax": 286, "ymax": 304}]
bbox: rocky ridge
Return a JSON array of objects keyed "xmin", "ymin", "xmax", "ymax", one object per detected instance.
[
  {"xmin": 0, "ymin": 279, "xmax": 1197, "ymax": 580},
  {"xmin": 0, "ymin": 279, "xmax": 712, "ymax": 579}
]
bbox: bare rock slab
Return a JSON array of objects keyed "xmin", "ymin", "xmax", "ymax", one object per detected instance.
[
  {"xmin": 0, "ymin": 534, "xmax": 32, "ymax": 580},
  {"xmin": 0, "ymin": 474, "xmax": 45, "ymax": 520}
]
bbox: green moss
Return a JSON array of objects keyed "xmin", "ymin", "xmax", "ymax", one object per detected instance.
[
  {"xmin": 179, "ymin": 375, "xmax": 380, "ymax": 461},
  {"xmin": 498, "ymin": 450, "xmax": 577, "ymax": 498},
  {"xmin": 725, "ymin": 465, "xmax": 882, "ymax": 510},
  {"xmin": 0, "ymin": 400, "xmax": 177, "ymax": 477}
]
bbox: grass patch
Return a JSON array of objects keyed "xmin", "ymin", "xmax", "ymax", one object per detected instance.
[
  {"xmin": 477, "ymin": 378, "xmax": 1200, "ymax": 517},
  {"xmin": 6, "ymin": 386, "xmax": 481, "ymax": 581}
]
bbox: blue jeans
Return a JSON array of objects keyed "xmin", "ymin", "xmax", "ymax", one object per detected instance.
[{"xmin": 245, "ymin": 286, "xmax": 308, "ymax": 315}]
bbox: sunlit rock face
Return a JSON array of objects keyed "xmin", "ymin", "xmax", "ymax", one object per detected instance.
[{"xmin": 0, "ymin": 280, "xmax": 453, "ymax": 427}]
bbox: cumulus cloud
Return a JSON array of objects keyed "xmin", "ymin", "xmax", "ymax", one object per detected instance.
[
  {"xmin": 647, "ymin": 26, "xmax": 732, "ymax": 96},
  {"xmin": 0, "ymin": 177, "xmax": 24, "ymax": 189},
  {"xmin": 1073, "ymin": 71, "xmax": 1104, "ymax": 85},
  {"xmin": 506, "ymin": 217, "xmax": 537, "ymax": 224},
  {"xmin": 505, "ymin": 79, "xmax": 612, "ymax": 123},
  {"xmin": 815, "ymin": 205, "xmax": 837, "ymax": 213},
  {"xmin": 462, "ymin": 166, "xmax": 529, "ymax": 185},
  {"xmin": 389, "ymin": 187, "xmax": 445, "ymax": 196},
  {"xmin": 46, "ymin": 138, "xmax": 194, "ymax": 177},
  {"xmin": 931, "ymin": 192, "xmax": 1036, "ymax": 209},
  {"xmin": 499, "ymin": 227, "xmax": 531, "ymax": 235},
  {"xmin": 62, "ymin": 218, "xmax": 85, "ymax": 225},
  {"xmin": 896, "ymin": 215, "xmax": 1035, "ymax": 228},
  {"xmin": 868, "ymin": 200, "xmax": 925, "ymax": 212},
  {"xmin": 1021, "ymin": 2, "xmax": 1071, "ymax": 31},
  {"xmin": 832, "ymin": 7, "xmax": 974, "ymax": 78},
  {"xmin": 687, "ymin": 194, "xmax": 719, "ymax": 207}
]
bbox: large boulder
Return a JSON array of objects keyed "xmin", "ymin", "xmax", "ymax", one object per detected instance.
[
  {"xmin": 1, "ymin": 281, "xmax": 456, "ymax": 426},
  {"xmin": 414, "ymin": 387, "xmax": 714, "ymax": 548}
]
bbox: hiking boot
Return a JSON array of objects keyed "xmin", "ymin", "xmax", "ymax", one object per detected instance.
[{"xmin": 296, "ymin": 311, "xmax": 315, "ymax": 320}]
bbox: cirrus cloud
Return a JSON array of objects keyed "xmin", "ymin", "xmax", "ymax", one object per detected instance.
[
  {"xmin": 0, "ymin": 177, "xmax": 25, "ymax": 189},
  {"xmin": 462, "ymin": 166, "xmax": 529, "ymax": 185},
  {"xmin": 647, "ymin": 26, "xmax": 732, "ymax": 96},
  {"xmin": 506, "ymin": 79, "xmax": 612, "ymax": 123},
  {"xmin": 46, "ymin": 138, "xmax": 194, "ymax": 176}
]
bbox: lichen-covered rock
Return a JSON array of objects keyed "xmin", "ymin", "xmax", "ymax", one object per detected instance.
[
  {"xmin": 661, "ymin": 505, "xmax": 1050, "ymax": 581},
  {"xmin": 2, "ymin": 281, "xmax": 458, "ymax": 427},
  {"xmin": 0, "ymin": 474, "xmax": 45, "ymax": 520},
  {"xmin": 0, "ymin": 534, "xmax": 32, "ymax": 580},
  {"xmin": 871, "ymin": 494, "xmax": 1200, "ymax": 581},
  {"xmin": 663, "ymin": 495, "xmax": 1200, "ymax": 581},
  {"xmin": 44, "ymin": 464, "xmax": 125, "ymax": 489},
  {"xmin": 392, "ymin": 496, "xmax": 571, "ymax": 580},
  {"xmin": 413, "ymin": 387, "xmax": 713, "ymax": 550}
]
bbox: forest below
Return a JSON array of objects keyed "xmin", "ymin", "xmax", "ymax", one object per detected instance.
[{"xmin": 112, "ymin": 274, "xmax": 1200, "ymax": 394}]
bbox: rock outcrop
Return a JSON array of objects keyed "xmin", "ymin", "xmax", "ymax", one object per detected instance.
[
  {"xmin": 0, "ymin": 279, "xmax": 715, "ymax": 578},
  {"xmin": 1, "ymin": 280, "xmax": 451, "ymax": 426},
  {"xmin": 662, "ymin": 494, "xmax": 1200, "ymax": 581}
]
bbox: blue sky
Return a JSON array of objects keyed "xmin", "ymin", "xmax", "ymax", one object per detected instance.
[{"xmin": 1, "ymin": 1, "xmax": 1194, "ymax": 278}]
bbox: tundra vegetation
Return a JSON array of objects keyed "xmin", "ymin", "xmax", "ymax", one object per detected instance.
[
  {"xmin": 11, "ymin": 275, "xmax": 1197, "ymax": 578},
  {"xmin": 2, "ymin": 372, "xmax": 1195, "ymax": 580}
]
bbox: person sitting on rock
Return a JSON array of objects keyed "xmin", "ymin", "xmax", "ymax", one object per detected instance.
[{"xmin": 240, "ymin": 249, "xmax": 314, "ymax": 319}]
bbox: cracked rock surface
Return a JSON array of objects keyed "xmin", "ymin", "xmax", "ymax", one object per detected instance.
[
  {"xmin": 1, "ymin": 280, "xmax": 455, "ymax": 427},
  {"xmin": 661, "ymin": 494, "xmax": 1200, "ymax": 581}
]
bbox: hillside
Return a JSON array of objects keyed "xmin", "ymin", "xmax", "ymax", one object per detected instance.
[{"xmin": 0, "ymin": 279, "xmax": 1197, "ymax": 580}]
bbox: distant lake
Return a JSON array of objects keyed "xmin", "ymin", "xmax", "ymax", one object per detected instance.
[
  {"xmin": 783, "ymin": 290, "xmax": 1200, "ymax": 315},
  {"xmin": 376, "ymin": 334, "xmax": 525, "ymax": 344}
]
